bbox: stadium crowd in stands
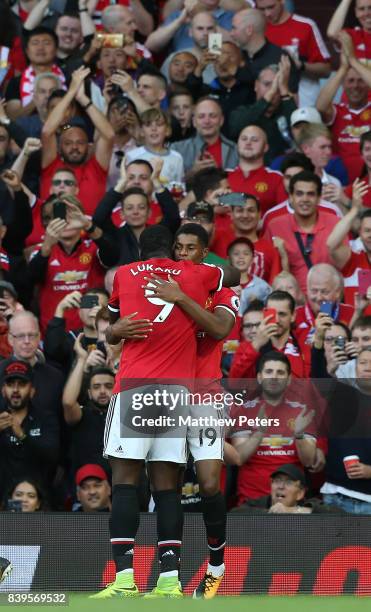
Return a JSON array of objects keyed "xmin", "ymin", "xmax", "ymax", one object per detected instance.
[{"xmin": 0, "ymin": 0, "xmax": 371, "ymax": 536}]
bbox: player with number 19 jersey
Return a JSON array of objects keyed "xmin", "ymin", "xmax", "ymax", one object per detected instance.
[{"xmin": 108, "ymin": 258, "xmax": 223, "ymax": 392}]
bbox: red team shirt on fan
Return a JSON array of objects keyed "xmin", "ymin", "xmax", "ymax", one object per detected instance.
[
  {"xmin": 344, "ymin": 182, "xmax": 371, "ymax": 209},
  {"xmin": 344, "ymin": 28, "xmax": 371, "ymax": 66},
  {"xmin": 229, "ymin": 333, "xmax": 307, "ymax": 379},
  {"xmin": 230, "ymin": 395, "xmax": 317, "ymax": 502},
  {"xmin": 341, "ymin": 251, "xmax": 371, "ymax": 306},
  {"xmin": 205, "ymin": 139, "xmax": 223, "ymax": 168},
  {"xmin": 261, "ymin": 198, "xmax": 341, "ymax": 233},
  {"xmin": 265, "ymin": 14, "xmax": 330, "ymax": 64},
  {"xmin": 328, "ymin": 102, "xmax": 371, "ymax": 182},
  {"xmin": 40, "ymin": 156, "xmax": 108, "ymax": 217},
  {"xmin": 227, "ymin": 166, "xmax": 286, "ymax": 215},
  {"xmin": 108, "ymin": 259, "xmax": 223, "ymax": 391},
  {"xmin": 264, "ymin": 211, "xmax": 339, "ymax": 293},
  {"xmin": 31, "ymin": 240, "xmax": 105, "ymax": 333}
]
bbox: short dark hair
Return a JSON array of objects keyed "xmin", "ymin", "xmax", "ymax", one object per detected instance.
[
  {"xmin": 352, "ymin": 315, "xmax": 371, "ymax": 333},
  {"xmin": 190, "ymin": 168, "xmax": 228, "ymax": 201},
  {"xmin": 280, "ymin": 153, "xmax": 315, "ymax": 174},
  {"xmin": 121, "ymin": 187, "xmax": 149, "ymax": 208},
  {"xmin": 139, "ymin": 225, "xmax": 173, "ymax": 260},
  {"xmin": 289, "ymin": 171, "xmax": 322, "ymax": 196},
  {"xmin": 26, "ymin": 26, "xmax": 58, "ymax": 48},
  {"xmin": 138, "ymin": 69, "xmax": 167, "ymax": 90},
  {"xmin": 126, "ymin": 159, "xmax": 153, "ymax": 173},
  {"xmin": 168, "ymin": 87, "xmax": 194, "ymax": 104},
  {"xmin": 242, "ymin": 299, "xmax": 264, "ymax": 317},
  {"xmin": 267, "ymin": 289, "xmax": 296, "ymax": 313},
  {"xmin": 326, "ymin": 320, "xmax": 351, "ymax": 341},
  {"xmin": 227, "ymin": 237, "xmax": 254, "ymax": 256},
  {"xmin": 88, "ymin": 366, "xmax": 115, "ymax": 385},
  {"xmin": 360, "ymin": 209, "xmax": 371, "ymax": 223},
  {"xmin": 56, "ymin": 11, "xmax": 80, "ymax": 22},
  {"xmin": 360, "ymin": 130, "xmax": 371, "ymax": 151},
  {"xmin": 175, "ymin": 223, "xmax": 209, "ymax": 249},
  {"xmin": 257, "ymin": 351, "xmax": 291, "ymax": 375}
]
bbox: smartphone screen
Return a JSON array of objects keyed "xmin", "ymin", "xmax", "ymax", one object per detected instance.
[
  {"xmin": 80, "ymin": 294, "xmax": 99, "ymax": 309},
  {"xmin": 319, "ymin": 301, "xmax": 334, "ymax": 317},
  {"xmin": 53, "ymin": 200, "xmax": 67, "ymax": 220},
  {"xmin": 263, "ymin": 307, "xmax": 277, "ymax": 324},
  {"xmin": 208, "ymin": 33, "xmax": 222, "ymax": 55}
]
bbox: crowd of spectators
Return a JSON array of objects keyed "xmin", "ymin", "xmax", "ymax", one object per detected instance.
[{"xmin": 0, "ymin": 0, "xmax": 370, "ymax": 515}]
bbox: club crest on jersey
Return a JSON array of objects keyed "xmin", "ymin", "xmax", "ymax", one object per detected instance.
[
  {"xmin": 79, "ymin": 252, "xmax": 92, "ymax": 265},
  {"xmin": 255, "ymin": 182, "xmax": 268, "ymax": 193}
]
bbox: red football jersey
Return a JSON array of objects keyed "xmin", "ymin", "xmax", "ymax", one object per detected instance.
[
  {"xmin": 341, "ymin": 251, "xmax": 371, "ymax": 306},
  {"xmin": 25, "ymin": 197, "xmax": 44, "ymax": 248},
  {"xmin": 40, "ymin": 156, "xmax": 108, "ymax": 217},
  {"xmin": 344, "ymin": 182, "xmax": 371, "ymax": 209},
  {"xmin": 344, "ymin": 28, "xmax": 371, "ymax": 64},
  {"xmin": 261, "ymin": 198, "xmax": 341, "ymax": 233},
  {"xmin": 228, "ymin": 165, "xmax": 285, "ymax": 215},
  {"xmin": 231, "ymin": 394, "xmax": 316, "ymax": 502},
  {"xmin": 109, "ymin": 259, "xmax": 223, "ymax": 390},
  {"xmin": 196, "ymin": 288, "xmax": 240, "ymax": 384},
  {"xmin": 31, "ymin": 240, "xmax": 105, "ymax": 333},
  {"xmin": 265, "ymin": 14, "xmax": 330, "ymax": 63},
  {"xmin": 328, "ymin": 102, "xmax": 371, "ymax": 182}
]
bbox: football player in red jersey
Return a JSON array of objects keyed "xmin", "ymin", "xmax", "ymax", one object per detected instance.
[
  {"xmin": 93, "ymin": 225, "xmax": 238, "ymax": 599},
  {"xmin": 146, "ymin": 223, "xmax": 239, "ymax": 598}
]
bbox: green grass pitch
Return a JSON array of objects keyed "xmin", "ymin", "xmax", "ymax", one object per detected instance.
[{"xmin": 10, "ymin": 594, "xmax": 371, "ymax": 612}]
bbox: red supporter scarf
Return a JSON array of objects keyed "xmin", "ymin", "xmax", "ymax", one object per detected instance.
[{"xmin": 20, "ymin": 64, "xmax": 66, "ymax": 106}]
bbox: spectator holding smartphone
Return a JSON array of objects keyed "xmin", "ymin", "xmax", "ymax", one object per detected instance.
[
  {"xmin": 230, "ymin": 289, "xmax": 307, "ymax": 379},
  {"xmin": 43, "ymin": 288, "xmax": 108, "ymax": 373},
  {"xmin": 26, "ymin": 196, "xmax": 118, "ymax": 333}
]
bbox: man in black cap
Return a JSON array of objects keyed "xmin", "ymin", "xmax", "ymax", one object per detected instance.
[
  {"xmin": 233, "ymin": 464, "xmax": 338, "ymax": 514},
  {"xmin": 0, "ymin": 359, "xmax": 60, "ymax": 494}
]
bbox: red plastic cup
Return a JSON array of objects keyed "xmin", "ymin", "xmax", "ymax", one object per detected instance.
[{"xmin": 343, "ymin": 455, "xmax": 360, "ymax": 471}]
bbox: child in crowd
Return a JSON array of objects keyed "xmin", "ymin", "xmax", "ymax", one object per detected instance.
[
  {"xmin": 227, "ymin": 237, "xmax": 271, "ymax": 315},
  {"xmin": 125, "ymin": 108, "xmax": 184, "ymax": 184}
]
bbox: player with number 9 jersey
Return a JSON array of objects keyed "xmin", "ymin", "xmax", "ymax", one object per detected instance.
[{"xmin": 108, "ymin": 258, "xmax": 224, "ymax": 392}]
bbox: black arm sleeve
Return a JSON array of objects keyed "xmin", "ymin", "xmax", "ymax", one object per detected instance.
[
  {"xmin": 3, "ymin": 190, "xmax": 33, "ymax": 255},
  {"xmin": 310, "ymin": 347, "xmax": 331, "ymax": 379},
  {"xmin": 157, "ymin": 188, "xmax": 181, "ymax": 234},
  {"xmin": 44, "ymin": 317, "xmax": 75, "ymax": 367},
  {"xmin": 8, "ymin": 121, "xmax": 28, "ymax": 148},
  {"xmin": 27, "ymin": 251, "xmax": 49, "ymax": 284},
  {"xmin": 94, "ymin": 231, "xmax": 120, "ymax": 268},
  {"xmin": 92, "ymin": 188, "xmax": 122, "ymax": 229}
]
